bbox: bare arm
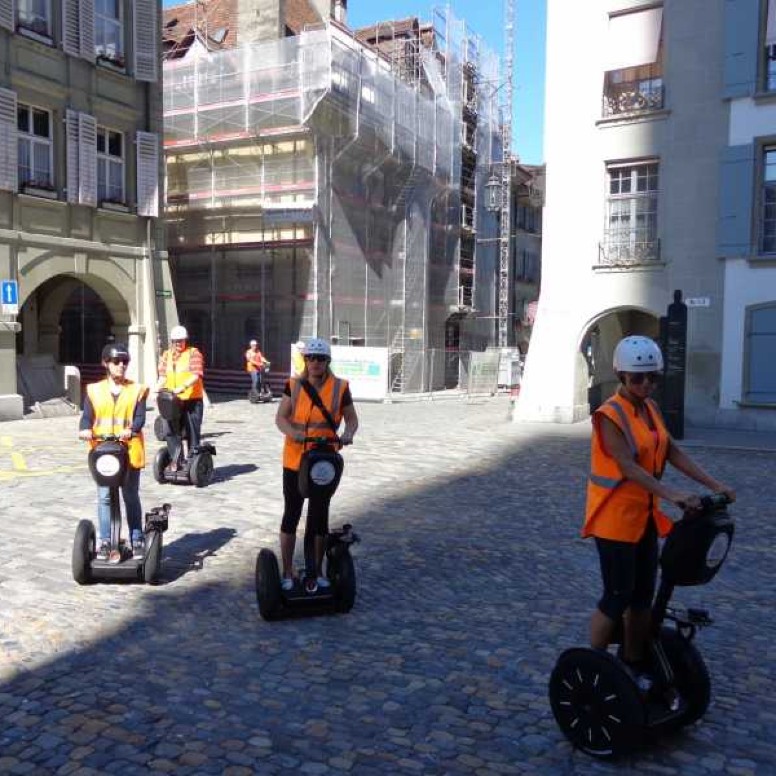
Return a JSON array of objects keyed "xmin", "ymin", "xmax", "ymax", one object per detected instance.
[
  {"xmin": 599, "ymin": 416, "xmax": 697, "ymax": 507},
  {"xmin": 340, "ymin": 404, "xmax": 359, "ymax": 444},
  {"xmin": 275, "ymin": 395, "xmax": 303, "ymax": 442},
  {"xmin": 667, "ymin": 440, "xmax": 736, "ymax": 502}
]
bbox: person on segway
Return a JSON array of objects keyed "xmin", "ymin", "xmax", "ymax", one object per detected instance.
[
  {"xmin": 275, "ymin": 338, "xmax": 359, "ymax": 593},
  {"xmin": 245, "ymin": 339, "xmax": 271, "ymax": 397},
  {"xmin": 583, "ymin": 335, "xmax": 736, "ymax": 689},
  {"xmin": 78, "ymin": 343, "xmax": 149, "ymax": 562},
  {"xmin": 156, "ymin": 325, "xmax": 205, "ymax": 466}
]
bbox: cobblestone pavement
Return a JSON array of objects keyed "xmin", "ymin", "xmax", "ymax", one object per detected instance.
[{"xmin": 0, "ymin": 395, "xmax": 774, "ymax": 775}]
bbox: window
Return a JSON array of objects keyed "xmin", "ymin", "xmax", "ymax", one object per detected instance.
[
  {"xmin": 601, "ymin": 162, "xmax": 659, "ymax": 265},
  {"xmin": 761, "ymin": 147, "xmax": 776, "ymax": 253},
  {"xmin": 766, "ymin": 0, "xmax": 776, "ymax": 91},
  {"xmin": 744, "ymin": 303, "xmax": 776, "ymax": 402},
  {"xmin": 17, "ymin": 104, "xmax": 53, "ymax": 189},
  {"xmin": 17, "ymin": 0, "xmax": 51, "ymax": 38},
  {"xmin": 97, "ymin": 126, "xmax": 124, "ymax": 204},
  {"xmin": 96, "ymin": 0, "xmax": 124, "ymax": 66},
  {"xmin": 602, "ymin": 7, "xmax": 664, "ymax": 117}
]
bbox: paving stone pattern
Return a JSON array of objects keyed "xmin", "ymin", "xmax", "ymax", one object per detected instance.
[{"xmin": 0, "ymin": 396, "xmax": 774, "ymax": 774}]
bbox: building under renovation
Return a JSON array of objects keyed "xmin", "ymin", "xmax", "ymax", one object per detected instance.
[{"xmin": 163, "ymin": 0, "xmax": 503, "ymax": 392}]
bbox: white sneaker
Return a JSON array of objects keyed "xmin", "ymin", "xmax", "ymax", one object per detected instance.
[
  {"xmin": 316, "ymin": 576, "xmax": 331, "ymax": 589},
  {"xmin": 281, "ymin": 577, "xmax": 294, "ymax": 592}
]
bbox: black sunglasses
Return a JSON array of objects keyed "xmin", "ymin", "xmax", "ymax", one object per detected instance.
[
  {"xmin": 627, "ymin": 371, "xmax": 661, "ymax": 385},
  {"xmin": 108, "ymin": 357, "xmax": 129, "ymax": 366},
  {"xmin": 304, "ymin": 354, "xmax": 328, "ymax": 363}
]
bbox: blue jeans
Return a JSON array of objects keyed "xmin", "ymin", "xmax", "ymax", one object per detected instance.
[
  {"xmin": 250, "ymin": 370, "xmax": 261, "ymax": 391},
  {"xmin": 98, "ymin": 467, "xmax": 142, "ymax": 543}
]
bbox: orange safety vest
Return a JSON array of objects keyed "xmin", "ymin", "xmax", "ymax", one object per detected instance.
[
  {"xmin": 162, "ymin": 346, "xmax": 204, "ymax": 400},
  {"xmin": 283, "ymin": 376, "xmax": 348, "ymax": 471},
  {"xmin": 582, "ymin": 392, "xmax": 673, "ymax": 542},
  {"xmin": 86, "ymin": 379, "xmax": 148, "ymax": 469},
  {"xmin": 245, "ymin": 348, "xmax": 265, "ymax": 373}
]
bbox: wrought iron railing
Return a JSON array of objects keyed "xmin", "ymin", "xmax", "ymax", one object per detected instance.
[
  {"xmin": 602, "ymin": 79, "xmax": 664, "ymax": 118},
  {"xmin": 597, "ymin": 235, "xmax": 661, "ymax": 267}
]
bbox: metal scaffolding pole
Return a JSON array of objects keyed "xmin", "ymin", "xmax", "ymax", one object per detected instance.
[{"xmin": 498, "ymin": 0, "xmax": 515, "ymax": 348}]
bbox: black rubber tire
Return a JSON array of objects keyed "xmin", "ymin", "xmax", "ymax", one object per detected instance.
[
  {"xmin": 658, "ymin": 627, "xmax": 711, "ymax": 729},
  {"xmin": 72, "ymin": 519, "xmax": 95, "ymax": 585},
  {"xmin": 143, "ymin": 531, "xmax": 163, "ymax": 585},
  {"xmin": 549, "ymin": 648, "xmax": 646, "ymax": 759},
  {"xmin": 248, "ymin": 389, "xmax": 260, "ymax": 404},
  {"xmin": 329, "ymin": 550, "xmax": 356, "ymax": 613},
  {"xmin": 154, "ymin": 415, "xmax": 167, "ymax": 442},
  {"xmin": 153, "ymin": 447, "xmax": 171, "ymax": 484},
  {"xmin": 190, "ymin": 451, "xmax": 214, "ymax": 488},
  {"xmin": 255, "ymin": 549, "xmax": 282, "ymax": 621}
]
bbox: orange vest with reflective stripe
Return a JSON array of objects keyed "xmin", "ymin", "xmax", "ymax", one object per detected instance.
[
  {"xmin": 245, "ymin": 348, "xmax": 265, "ymax": 373},
  {"xmin": 86, "ymin": 379, "xmax": 148, "ymax": 469},
  {"xmin": 283, "ymin": 376, "xmax": 348, "ymax": 471},
  {"xmin": 582, "ymin": 392, "xmax": 673, "ymax": 542},
  {"xmin": 162, "ymin": 347, "xmax": 204, "ymax": 400}
]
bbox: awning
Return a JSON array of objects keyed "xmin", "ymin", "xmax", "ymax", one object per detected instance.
[
  {"xmin": 768, "ymin": 0, "xmax": 776, "ymax": 46},
  {"xmin": 605, "ymin": 7, "xmax": 663, "ymax": 71}
]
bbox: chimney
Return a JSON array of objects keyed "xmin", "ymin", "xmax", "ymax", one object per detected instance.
[
  {"xmin": 237, "ymin": 0, "xmax": 286, "ymax": 43},
  {"xmin": 334, "ymin": 0, "xmax": 347, "ymax": 25}
]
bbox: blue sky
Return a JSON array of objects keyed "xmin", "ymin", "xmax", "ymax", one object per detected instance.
[{"xmin": 162, "ymin": 1, "xmax": 546, "ymax": 163}]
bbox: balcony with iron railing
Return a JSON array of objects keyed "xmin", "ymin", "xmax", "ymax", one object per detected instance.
[
  {"xmin": 602, "ymin": 78, "xmax": 664, "ymax": 118},
  {"xmin": 597, "ymin": 232, "xmax": 661, "ymax": 267}
]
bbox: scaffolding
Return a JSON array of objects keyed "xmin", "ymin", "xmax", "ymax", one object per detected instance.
[{"xmin": 163, "ymin": 7, "xmax": 501, "ymax": 392}]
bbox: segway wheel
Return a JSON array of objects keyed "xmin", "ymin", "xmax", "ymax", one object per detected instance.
[
  {"xmin": 329, "ymin": 550, "xmax": 356, "ymax": 613},
  {"xmin": 154, "ymin": 415, "xmax": 167, "ymax": 442},
  {"xmin": 549, "ymin": 648, "xmax": 646, "ymax": 758},
  {"xmin": 153, "ymin": 448, "xmax": 171, "ymax": 484},
  {"xmin": 190, "ymin": 451, "xmax": 214, "ymax": 488},
  {"xmin": 72, "ymin": 519, "xmax": 95, "ymax": 585},
  {"xmin": 255, "ymin": 549, "xmax": 282, "ymax": 621},
  {"xmin": 248, "ymin": 389, "xmax": 260, "ymax": 404},
  {"xmin": 657, "ymin": 627, "xmax": 711, "ymax": 729},
  {"xmin": 143, "ymin": 531, "xmax": 163, "ymax": 585}
]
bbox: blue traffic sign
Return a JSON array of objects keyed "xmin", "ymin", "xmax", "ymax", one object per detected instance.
[{"xmin": 1, "ymin": 280, "xmax": 18, "ymax": 306}]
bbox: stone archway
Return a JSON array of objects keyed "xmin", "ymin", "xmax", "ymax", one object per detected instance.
[{"xmin": 576, "ymin": 306, "xmax": 660, "ymax": 413}]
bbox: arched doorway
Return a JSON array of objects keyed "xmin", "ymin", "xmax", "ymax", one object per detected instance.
[{"xmin": 577, "ymin": 307, "xmax": 660, "ymax": 413}]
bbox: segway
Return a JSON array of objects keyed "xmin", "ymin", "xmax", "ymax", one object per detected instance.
[
  {"xmin": 72, "ymin": 436, "xmax": 170, "ymax": 585},
  {"xmin": 255, "ymin": 437, "xmax": 359, "ymax": 620},
  {"xmin": 153, "ymin": 390, "xmax": 216, "ymax": 487},
  {"xmin": 549, "ymin": 494, "xmax": 734, "ymax": 758},
  {"xmin": 248, "ymin": 365, "xmax": 273, "ymax": 404}
]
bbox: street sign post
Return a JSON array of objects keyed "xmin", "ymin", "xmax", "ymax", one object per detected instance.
[{"xmin": 1, "ymin": 279, "xmax": 18, "ymax": 315}]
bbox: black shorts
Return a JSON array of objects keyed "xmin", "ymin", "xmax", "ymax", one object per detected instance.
[
  {"xmin": 280, "ymin": 467, "xmax": 331, "ymax": 536},
  {"xmin": 594, "ymin": 519, "xmax": 658, "ymax": 620}
]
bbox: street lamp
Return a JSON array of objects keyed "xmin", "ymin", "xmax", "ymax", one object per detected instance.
[{"xmin": 485, "ymin": 172, "xmax": 502, "ymax": 212}]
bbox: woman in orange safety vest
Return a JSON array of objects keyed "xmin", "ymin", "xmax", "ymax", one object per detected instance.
[
  {"xmin": 275, "ymin": 338, "xmax": 359, "ymax": 593},
  {"xmin": 78, "ymin": 342, "xmax": 149, "ymax": 563},
  {"xmin": 245, "ymin": 339, "xmax": 270, "ymax": 393},
  {"xmin": 584, "ymin": 336, "xmax": 735, "ymax": 686}
]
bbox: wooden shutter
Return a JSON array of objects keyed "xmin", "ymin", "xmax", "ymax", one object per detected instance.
[
  {"xmin": 66, "ymin": 110, "xmax": 80, "ymax": 203},
  {"xmin": 133, "ymin": 0, "xmax": 158, "ymax": 82},
  {"xmin": 717, "ymin": 144, "xmax": 755, "ymax": 256},
  {"xmin": 723, "ymin": 0, "xmax": 760, "ymax": 97},
  {"xmin": 79, "ymin": 0, "xmax": 95, "ymax": 62},
  {"xmin": 62, "ymin": 0, "xmax": 81, "ymax": 57},
  {"xmin": 136, "ymin": 131, "xmax": 159, "ymax": 217},
  {"xmin": 78, "ymin": 113, "xmax": 97, "ymax": 206},
  {"xmin": 0, "ymin": 88, "xmax": 18, "ymax": 193},
  {"xmin": 0, "ymin": 0, "xmax": 14, "ymax": 33}
]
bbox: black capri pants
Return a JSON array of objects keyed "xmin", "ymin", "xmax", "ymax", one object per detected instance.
[
  {"xmin": 594, "ymin": 518, "xmax": 658, "ymax": 621},
  {"xmin": 280, "ymin": 467, "xmax": 331, "ymax": 537}
]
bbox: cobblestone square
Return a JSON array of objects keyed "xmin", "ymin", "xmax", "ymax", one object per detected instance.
[{"xmin": 0, "ymin": 396, "xmax": 774, "ymax": 774}]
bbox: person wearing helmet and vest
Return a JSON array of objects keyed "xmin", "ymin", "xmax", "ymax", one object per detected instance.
[
  {"xmin": 245, "ymin": 339, "xmax": 270, "ymax": 393},
  {"xmin": 275, "ymin": 338, "xmax": 359, "ymax": 592},
  {"xmin": 584, "ymin": 335, "xmax": 735, "ymax": 687},
  {"xmin": 78, "ymin": 343, "xmax": 149, "ymax": 562},
  {"xmin": 156, "ymin": 325, "xmax": 206, "ymax": 459}
]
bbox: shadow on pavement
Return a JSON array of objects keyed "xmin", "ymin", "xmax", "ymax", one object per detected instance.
[
  {"xmin": 212, "ymin": 463, "xmax": 258, "ymax": 483},
  {"xmin": 160, "ymin": 527, "xmax": 238, "ymax": 583}
]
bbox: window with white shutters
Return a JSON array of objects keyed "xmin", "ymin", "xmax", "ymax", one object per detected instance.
[
  {"xmin": 66, "ymin": 109, "xmax": 79, "ymax": 203},
  {"xmin": 96, "ymin": 0, "xmax": 124, "ymax": 66},
  {"xmin": 97, "ymin": 125, "xmax": 124, "ymax": 203},
  {"xmin": 0, "ymin": 88, "xmax": 18, "ymax": 193},
  {"xmin": 0, "ymin": 0, "xmax": 14, "ymax": 34},
  {"xmin": 79, "ymin": 0, "xmax": 95, "ymax": 61},
  {"xmin": 17, "ymin": 1, "xmax": 53, "ymax": 38},
  {"xmin": 133, "ymin": 0, "xmax": 157, "ymax": 82},
  {"xmin": 78, "ymin": 113, "xmax": 97, "ymax": 205},
  {"xmin": 17, "ymin": 103, "xmax": 54, "ymax": 191},
  {"xmin": 62, "ymin": 0, "xmax": 96, "ymax": 62},
  {"xmin": 136, "ymin": 131, "xmax": 158, "ymax": 217}
]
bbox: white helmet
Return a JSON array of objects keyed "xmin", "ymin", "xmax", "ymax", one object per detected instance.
[
  {"xmin": 303, "ymin": 338, "xmax": 331, "ymax": 358},
  {"xmin": 294, "ymin": 340, "xmax": 305, "ymax": 349},
  {"xmin": 170, "ymin": 325, "xmax": 188, "ymax": 341},
  {"xmin": 249, "ymin": 339, "xmax": 258, "ymax": 347},
  {"xmin": 613, "ymin": 336, "xmax": 664, "ymax": 373}
]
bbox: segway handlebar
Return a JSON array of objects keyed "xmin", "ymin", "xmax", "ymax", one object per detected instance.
[
  {"xmin": 680, "ymin": 492, "xmax": 732, "ymax": 516},
  {"xmin": 300, "ymin": 435, "xmax": 351, "ymax": 448}
]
